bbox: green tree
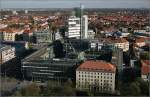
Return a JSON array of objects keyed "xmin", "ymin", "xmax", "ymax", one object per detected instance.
[
  {"xmin": 61, "ymin": 79, "xmax": 76, "ymax": 96},
  {"xmin": 120, "ymin": 82, "xmax": 141, "ymax": 96},
  {"xmin": 129, "ymin": 82, "xmax": 141, "ymax": 96},
  {"xmin": 140, "ymin": 52, "xmax": 150, "ymax": 60},
  {"xmin": 135, "ymin": 78, "xmax": 149, "ymax": 95},
  {"xmin": 21, "ymin": 83, "xmax": 41, "ymax": 96},
  {"xmin": 13, "ymin": 90, "xmax": 22, "ymax": 96}
]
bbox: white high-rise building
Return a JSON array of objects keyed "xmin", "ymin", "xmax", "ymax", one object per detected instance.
[
  {"xmin": 66, "ymin": 16, "xmax": 81, "ymax": 38},
  {"xmin": 82, "ymin": 15, "xmax": 88, "ymax": 39},
  {"xmin": 66, "ymin": 15, "xmax": 88, "ymax": 39}
]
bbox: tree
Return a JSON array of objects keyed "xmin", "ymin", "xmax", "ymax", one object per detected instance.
[
  {"xmin": 21, "ymin": 83, "xmax": 41, "ymax": 96},
  {"xmin": 140, "ymin": 52, "xmax": 150, "ymax": 60},
  {"xmin": 61, "ymin": 79, "xmax": 76, "ymax": 96},
  {"xmin": 120, "ymin": 82, "xmax": 141, "ymax": 96},
  {"xmin": 13, "ymin": 91, "xmax": 22, "ymax": 96},
  {"xmin": 135, "ymin": 78, "xmax": 149, "ymax": 96},
  {"xmin": 129, "ymin": 82, "xmax": 141, "ymax": 96},
  {"xmin": 122, "ymin": 68, "xmax": 136, "ymax": 82}
]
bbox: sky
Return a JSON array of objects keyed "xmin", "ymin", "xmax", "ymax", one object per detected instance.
[{"xmin": 0, "ymin": 0, "xmax": 150, "ymax": 9}]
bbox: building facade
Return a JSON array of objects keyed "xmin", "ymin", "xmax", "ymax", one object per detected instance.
[
  {"xmin": 81, "ymin": 15, "xmax": 88, "ymax": 39},
  {"xmin": 141, "ymin": 60, "xmax": 150, "ymax": 81},
  {"xmin": 0, "ymin": 45, "xmax": 15, "ymax": 64},
  {"xmin": 34, "ymin": 29, "xmax": 53, "ymax": 44},
  {"xmin": 76, "ymin": 60, "xmax": 116, "ymax": 93},
  {"xmin": 66, "ymin": 16, "xmax": 81, "ymax": 38},
  {"xmin": 22, "ymin": 46, "xmax": 79, "ymax": 82}
]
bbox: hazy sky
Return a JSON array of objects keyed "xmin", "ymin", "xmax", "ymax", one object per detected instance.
[{"xmin": 0, "ymin": 0, "xmax": 150, "ymax": 9}]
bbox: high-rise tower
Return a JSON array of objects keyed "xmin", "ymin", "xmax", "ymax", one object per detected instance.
[{"xmin": 80, "ymin": 4, "xmax": 84, "ymax": 39}]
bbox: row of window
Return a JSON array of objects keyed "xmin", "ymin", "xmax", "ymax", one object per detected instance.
[
  {"xmin": 78, "ymin": 71, "xmax": 113, "ymax": 75},
  {"xmin": 78, "ymin": 78, "xmax": 113, "ymax": 83},
  {"xmin": 78, "ymin": 75, "xmax": 113, "ymax": 79},
  {"xmin": 77, "ymin": 85, "xmax": 112, "ymax": 91}
]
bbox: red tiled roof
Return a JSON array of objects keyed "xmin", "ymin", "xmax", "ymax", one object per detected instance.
[
  {"xmin": 77, "ymin": 60, "xmax": 116, "ymax": 73},
  {"xmin": 135, "ymin": 37, "xmax": 146, "ymax": 43},
  {"xmin": 141, "ymin": 60, "xmax": 150, "ymax": 75}
]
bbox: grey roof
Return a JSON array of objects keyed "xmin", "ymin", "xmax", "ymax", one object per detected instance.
[{"xmin": 0, "ymin": 44, "xmax": 13, "ymax": 52}]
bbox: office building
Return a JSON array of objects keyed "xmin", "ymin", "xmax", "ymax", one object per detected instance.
[
  {"xmin": 76, "ymin": 60, "xmax": 116, "ymax": 93},
  {"xmin": 0, "ymin": 45, "xmax": 15, "ymax": 64},
  {"xmin": 34, "ymin": 29, "xmax": 53, "ymax": 44},
  {"xmin": 81, "ymin": 15, "xmax": 88, "ymax": 39},
  {"xmin": 66, "ymin": 16, "xmax": 81, "ymax": 38},
  {"xmin": 22, "ymin": 45, "xmax": 79, "ymax": 82}
]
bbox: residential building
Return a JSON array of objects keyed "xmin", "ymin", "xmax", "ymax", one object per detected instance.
[
  {"xmin": 141, "ymin": 60, "xmax": 150, "ymax": 81},
  {"xmin": 1, "ymin": 41, "xmax": 29, "ymax": 56},
  {"xmin": 1, "ymin": 28, "xmax": 23, "ymax": 41},
  {"xmin": 135, "ymin": 37, "xmax": 147, "ymax": 47},
  {"xmin": 76, "ymin": 60, "xmax": 116, "ymax": 93},
  {"xmin": 87, "ymin": 30, "xmax": 95, "ymax": 39},
  {"xmin": 110, "ymin": 37, "xmax": 129, "ymax": 52},
  {"xmin": 89, "ymin": 37, "xmax": 129, "ymax": 52},
  {"xmin": 0, "ymin": 45, "xmax": 15, "ymax": 64}
]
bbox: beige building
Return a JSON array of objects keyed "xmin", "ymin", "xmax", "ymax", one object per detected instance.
[
  {"xmin": 76, "ymin": 60, "xmax": 116, "ymax": 93},
  {"xmin": 111, "ymin": 38, "xmax": 129, "ymax": 52},
  {"xmin": 2, "ymin": 28, "xmax": 23, "ymax": 41},
  {"xmin": 0, "ymin": 45, "xmax": 15, "ymax": 64}
]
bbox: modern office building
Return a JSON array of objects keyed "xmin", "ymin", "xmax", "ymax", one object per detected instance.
[
  {"xmin": 66, "ymin": 16, "xmax": 81, "ymax": 38},
  {"xmin": 33, "ymin": 29, "xmax": 53, "ymax": 44},
  {"xmin": 22, "ymin": 45, "xmax": 79, "ymax": 82},
  {"xmin": 66, "ymin": 13, "xmax": 89, "ymax": 39},
  {"xmin": 111, "ymin": 47, "xmax": 123, "ymax": 74},
  {"xmin": 81, "ymin": 15, "xmax": 88, "ymax": 39},
  {"xmin": 0, "ymin": 45, "xmax": 15, "ymax": 64},
  {"xmin": 76, "ymin": 60, "xmax": 116, "ymax": 93}
]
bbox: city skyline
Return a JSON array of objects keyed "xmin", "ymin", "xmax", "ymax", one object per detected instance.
[{"xmin": 0, "ymin": 0, "xmax": 150, "ymax": 9}]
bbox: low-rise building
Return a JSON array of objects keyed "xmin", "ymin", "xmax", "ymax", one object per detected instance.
[
  {"xmin": 76, "ymin": 60, "xmax": 116, "ymax": 93},
  {"xmin": 141, "ymin": 60, "xmax": 150, "ymax": 81},
  {"xmin": 0, "ymin": 45, "xmax": 15, "ymax": 64},
  {"xmin": 90, "ymin": 37, "xmax": 129, "ymax": 52},
  {"xmin": 1, "ymin": 28, "xmax": 23, "ymax": 41},
  {"xmin": 135, "ymin": 37, "xmax": 147, "ymax": 47}
]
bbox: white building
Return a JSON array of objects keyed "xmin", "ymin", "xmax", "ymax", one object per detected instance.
[
  {"xmin": 0, "ymin": 45, "xmax": 15, "ymax": 64},
  {"xmin": 66, "ymin": 16, "xmax": 81, "ymax": 38},
  {"xmin": 66, "ymin": 15, "xmax": 89, "ymax": 39},
  {"xmin": 89, "ymin": 37, "xmax": 129, "ymax": 52},
  {"xmin": 87, "ymin": 30, "xmax": 95, "ymax": 39},
  {"xmin": 82, "ymin": 15, "xmax": 88, "ymax": 39},
  {"xmin": 76, "ymin": 60, "xmax": 116, "ymax": 93}
]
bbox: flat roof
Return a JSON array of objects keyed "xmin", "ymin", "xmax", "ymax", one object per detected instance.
[{"xmin": 0, "ymin": 44, "xmax": 13, "ymax": 52}]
